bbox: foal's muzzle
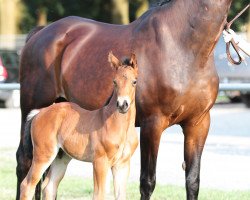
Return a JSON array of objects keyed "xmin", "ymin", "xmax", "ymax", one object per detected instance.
[{"xmin": 117, "ymin": 97, "xmax": 130, "ymax": 114}]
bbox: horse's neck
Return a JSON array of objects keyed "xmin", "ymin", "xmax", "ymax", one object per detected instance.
[{"xmin": 146, "ymin": 0, "xmax": 232, "ymax": 66}]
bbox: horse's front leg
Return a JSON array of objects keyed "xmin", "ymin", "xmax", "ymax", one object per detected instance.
[
  {"xmin": 182, "ymin": 112, "xmax": 210, "ymax": 200},
  {"xmin": 139, "ymin": 116, "xmax": 167, "ymax": 200},
  {"xmin": 111, "ymin": 160, "xmax": 130, "ymax": 200},
  {"xmin": 93, "ymin": 156, "xmax": 109, "ymax": 200}
]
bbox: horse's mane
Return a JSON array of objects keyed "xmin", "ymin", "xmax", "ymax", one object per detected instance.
[
  {"xmin": 157, "ymin": 0, "xmax": 172, "ymax": 6},
  {"xmin": 121, "ymin": 58, "xmax": 132, "ymax": 67},
  {"xmin": 136, "ymin": 0, "xmax": 172, "ymax": 23}
]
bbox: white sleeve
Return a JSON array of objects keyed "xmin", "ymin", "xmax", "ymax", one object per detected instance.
[
  {"xmin": 237, "ymin": 38, "xmax": 250, "ymax": 57},
  {"xmin": 223, "ymin": 29, "xmax": 250, "ymax": 57}
]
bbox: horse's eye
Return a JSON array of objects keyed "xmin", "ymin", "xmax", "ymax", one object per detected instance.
[
  {"xmin": 113, "ymin": 80, "xmax": 117, "ymax": 86},
  {"xmin": 132, "ymin": 80, "xmax": 137, "ymax": 86}
]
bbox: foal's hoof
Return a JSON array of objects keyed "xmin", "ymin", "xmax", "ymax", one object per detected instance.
[{"xmin": 182, "ymin": 161, "xmax": 186, "ymax": 171}]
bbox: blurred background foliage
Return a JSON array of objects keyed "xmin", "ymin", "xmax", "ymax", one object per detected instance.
[
  {"xmin": 228, "ymin": 0, "xmax": 250, "ymax": 32},
  {"xmin": 15, "ymin": 0, "xmax": 250, "ymax": 33}
]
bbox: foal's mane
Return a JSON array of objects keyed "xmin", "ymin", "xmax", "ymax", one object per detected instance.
[{"xmin": 121, "ymin": 58, "xmax": 133, "ymax": 68}]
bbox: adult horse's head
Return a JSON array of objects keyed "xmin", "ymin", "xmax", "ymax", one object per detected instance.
[{"xmin": 108, "ymin": 52, "xmax": 138, "ymax": 114}]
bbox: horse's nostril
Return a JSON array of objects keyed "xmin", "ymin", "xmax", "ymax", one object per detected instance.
[
  {"xmin": 117, "ymin": 101, "xmax": 119, "ymax": 108},
  {"xmin": 122, "ymin": 101, "xmax": 128, "ymax": 110},
  {"xmin": 124, "ymin": 101, "xmax": 128, "ymax": 108}
]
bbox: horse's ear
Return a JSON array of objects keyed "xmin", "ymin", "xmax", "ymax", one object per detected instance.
[
  {"xmin": 130, "ymin": 53, "xmax": 138, "ymax": 70},
  {"xmin": 108, "ymin": 51, "xmax": 120, "ymax": 70}
]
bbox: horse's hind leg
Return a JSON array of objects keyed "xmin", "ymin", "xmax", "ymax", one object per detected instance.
[
  {"xmin": 42, "ymin": 152, "xmax": 71, "ymax": 200},
  {"xmin": 16, "ymin": 78, "xmax": 58, "ymax": 200},
  {"xmin": 16, "ymin": 130, "xmax": 33, "ymax": 200},
  {"xmin": 20, "ymin": 149, "xmax": 58, "ymax": 200},
  {"xmin": 182, "ymin": 113, "xmax": 210, "ymax": 200}
]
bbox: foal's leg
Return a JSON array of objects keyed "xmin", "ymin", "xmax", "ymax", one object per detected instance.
[
  {"xmin": 93, "ymin": 156, "xmax": 109, "ymax": 200},
  {"xmin": 17, "ymin": 89, "xmax": 57, "ymax": 200},
  {"xmin": 139, "ymin": 116, "xmax": 167, "ymax": 200},
  {"xmin": 111, "ymin": 161, "xmax": 130, "ymax": 200},
  {"xmin": 182, "ymin": 113, "xmax": 210, "ymax": 200},
  {"xmin": 42, "ymin": 153, "xmax": 71, "ymax": 200},
  {"xmin": 20, "ymin": 148, "xmax": 58, "ymax": 200}
]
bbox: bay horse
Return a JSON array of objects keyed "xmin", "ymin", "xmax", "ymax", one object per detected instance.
[
  {"xmin": 17, "ymin": 0, "xmax": 233, "ymax": 199},
  {"xmin": 20, "ymin": 52, "xmax": 138, "ymax": 200}
]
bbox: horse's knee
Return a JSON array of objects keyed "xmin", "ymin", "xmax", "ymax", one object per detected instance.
[{"xmin": 140, "ymin": 176, "xmax": 156, "ymax": 200}]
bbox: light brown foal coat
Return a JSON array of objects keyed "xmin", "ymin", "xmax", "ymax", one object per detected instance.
[{"xmin": 20, "ymin": 54, "xmax": 138, "ymax": 200}]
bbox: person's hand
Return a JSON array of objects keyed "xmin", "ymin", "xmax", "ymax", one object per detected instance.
[{"xmin": 222, "ymin": 29, "xmax": 239, "ymax": 43}]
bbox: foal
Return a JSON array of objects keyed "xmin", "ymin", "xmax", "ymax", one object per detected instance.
[{"xmin": 20, "ymin": 52, "xmax": 138, "ymax": 200}]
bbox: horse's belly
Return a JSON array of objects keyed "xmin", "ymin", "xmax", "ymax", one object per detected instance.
[{"xmin": 60, "ymin": 133, "xmax": 94, "ymax": 162}]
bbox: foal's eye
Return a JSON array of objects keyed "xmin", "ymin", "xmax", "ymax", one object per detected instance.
[
  {"xmin": 113, "ymin": 80, "xmax": 117, "ymax": 86},
  {"xmin": 132, "ymin": 80, "xmax": 137, "ymax": 86}
]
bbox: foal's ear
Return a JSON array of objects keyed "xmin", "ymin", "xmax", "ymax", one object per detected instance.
[
  {"xmin": 130, "ymin": 53, "xmax": 138, "ymax": 70},
  {"xmin": 108, "ymin": 51, "xmax": 121, "ymax": 70}
]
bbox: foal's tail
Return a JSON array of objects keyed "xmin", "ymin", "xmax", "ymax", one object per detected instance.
[
  {"xmin": 23, "ymin": 110, "xmax": 41, "ymax": 158},
  {"xmin": 25, "ymin": 26, "xmax": 45, "ymax": 43}
]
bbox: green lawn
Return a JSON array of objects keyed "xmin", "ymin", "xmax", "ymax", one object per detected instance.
[{"xmin": 1, "ymin": 147, "xmax": 250, "ymax": 200}]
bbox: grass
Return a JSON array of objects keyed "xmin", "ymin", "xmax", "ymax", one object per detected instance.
[{"xmin": 1, "ymin": 147, "xmax": 250, "ymax": 200}]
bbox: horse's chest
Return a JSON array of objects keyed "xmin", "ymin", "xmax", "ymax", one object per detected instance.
[
  {"xmin": 102, "ymin": 130, "xmax": 126, "ymax": 158},
  {"xmin": 107, "ymin": 141, "xmax": 133, "ymax": 166},
  {"xmin": 137, "ymin": 72, "xmax": 218, "ymax": 124},
  {"xmin": 102, "ymin": 128, "xmax": 136, "ymax": 165}
]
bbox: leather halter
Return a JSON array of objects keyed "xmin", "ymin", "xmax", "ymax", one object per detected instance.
[{"xmin": 225, "ymin": 4, "xmax": 250, "ymax": 65}]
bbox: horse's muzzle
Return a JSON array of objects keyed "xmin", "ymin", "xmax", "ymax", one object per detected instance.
[{"xmin": 117, "ymin": 99, "xmax": 129, "ymax": 114}]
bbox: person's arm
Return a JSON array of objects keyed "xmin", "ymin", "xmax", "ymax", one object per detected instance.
[{"xmin": 223, "ymin": 29, "xmax": 250, "ymax": 57}]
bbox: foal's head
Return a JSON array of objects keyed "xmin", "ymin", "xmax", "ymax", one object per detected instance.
[{"xmin": 108, "ymin": 52, "xmax": 138, "ymax": 114}]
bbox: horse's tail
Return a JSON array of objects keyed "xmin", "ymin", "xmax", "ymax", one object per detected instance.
[
  {"xmin": 23, "ymin": 109, "xmax": 41, "ymax": 159},
  {"xmin": 25, "ymin": 26, "xmax": 45, "ymax": 43}
]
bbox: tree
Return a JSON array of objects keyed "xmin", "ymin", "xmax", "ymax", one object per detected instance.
[
  {"xmin": 130, "ymin": 0, "xmax": 149, "ymax": 22},
  {"xmin": 19, "ymin": 0, "xmax": 249, "ymax": 34},
  {"xmin": 228, "ymin": 1, "xmax": 249, "ymax": 32},
  {"xmin": 111, "ymin": 0, "xmax": 129, "ymax": 24},
  {"xmin": 20, "ymin": 0, "xmax": 65, "ymax": 32}
]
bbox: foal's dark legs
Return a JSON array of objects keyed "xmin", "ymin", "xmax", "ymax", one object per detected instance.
[
  {"xmin": 182, "ymin": 113, "xmax": 210, "ymax": 200},
  {"xmin": 139, "ymin": 116, "xmax": 167, "ymax": 200}
]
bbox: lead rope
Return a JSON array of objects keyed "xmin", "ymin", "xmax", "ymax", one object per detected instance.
[{"xmin": 225, "ymin": 3, "xmax": 250, "ymax": 65}]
